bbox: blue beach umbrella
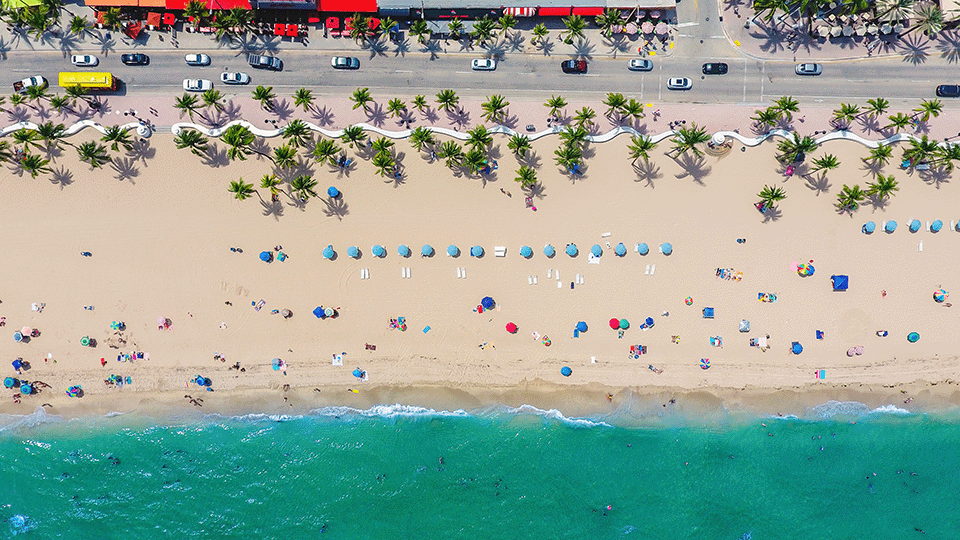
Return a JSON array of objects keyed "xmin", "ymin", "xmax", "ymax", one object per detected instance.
[
  {"xmin": 447, "ymin": 245, "xmax": 459, "ymax": 257},
  {"xmin": 20, "ymin": 384, "xmax": 32, "ymax": 395},
  {"xmin": 13, "ymin": 332, "xmax": 22, "ymax": 342},
  {"xmin": 398, "ymin": 244, "xmax": 411, "ymax": 257},
  {"xmin": 421, "ymin": 244, "xmax": 434, "ymax": 257},
  {"xmin": 576, "ymin": 321, "xmax": 588, "ymax": 332},
  {"xmin": 645, "ymin": 317, "xmax": 655, "ymax": 327},
  {"xmin": 520, "ymin": 246, "xmax": 532, "ymax": 258},
  {"xmin": 259, "ymin": 251, "xmax": 272, "ymax": 262},
  {"xmin": 615, "ymin": 242, "xmax": 626, "ymax": 256},
  {"xmin": 353, "ymin": 368, "xmax": 364, "ymax": 378},
  {"xmin": 313, "ymin": 306, "xmax": 324, "ymax": 318},
  {"xmin": 932, "ymin": 219, "xmax": 943, "ymax": 232},
  {"xmin": 471, "ymin": 245, "xmax": 484, "ymax": 257},
  {"xmin": 327, "ymin": 186, "xmax": 339, "ymax": 198},
  {"xmin": 323, "ymin": 245, "xmax": 335, "ymax": 259},
  {"xmin": 560, "ymin": 366, "xmax": 572, "ymax": 377},
  {"xmin": 372, "ymin": 245, "xmax": 385, "ymax": 258},
  {"xmin": 347, "ymin": 246, "xmax": 359, "ymax": 259},
  {"xmin": 638, "ymin": 243, "xmax": 649, "ymax": 255},
  {"xmin": 909, "ymin": 219, "xmax": 921, "ymax": 232},
  {"xmin": 862, "ymin": 221, "xmax": 876, "ymax": 234},
  {"xmin": 791, "ymin": 342, "xmax": 803, "ymax": 354},
  {"xmin": 661, "ymin": 242, "xmax": 673, "ymax": 255},
  {"xmin": 481, "ymin": 296, "xmax": 495, "ymax": 309},
  {"xmin": 591, "ymin": 244, "xmax": 602, "ymax": 257},
  {"xmin": 3, "ymin": 377, "xmax": 15, "ymax": 388},
  {"xmin": 885, "ymin": 220, "xmax": 898, "ymax": 233},
  {"xmin": 566, "ymin": 244, "xmax": 578, "ymax": 257},
  {"xmin": 544, "ymin": 244, "xmax": 556, "ymax": 257}
]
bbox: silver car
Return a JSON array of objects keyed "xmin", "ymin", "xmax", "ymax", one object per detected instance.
[
  {"xmin": 220, "ymin": 72, "xmax": 250, "ymax": 85},
  {"xmin": 183, "ymin": 79, "xmax": 213, "ymax": 92},
  {"xmin": 331, "ymin": 56, "xmax": 360, "ymax": 69},
  {"xmin": 666, "ymin": 77, "xmax": 692, "ymax": 90},
  {"xmin": 471, "ymin": 58, "xmax": 497, "ymax": 71},
  {"xmin": 628, "ymin": 59, "xmax": 653, "ymax": 71},
  {"xmin": 184, "ymin": 53, "xmax": 211, "ymax": 66},
  {"xmin": 795, "ymin": 63, "xmax": 822, "ymax": 76},
  {"xmin": 71, "ymin": 55, "xmax": 99, "ymax": 67}
]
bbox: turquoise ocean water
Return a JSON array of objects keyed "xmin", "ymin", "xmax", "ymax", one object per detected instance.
[{"xmin": 3, "ymin": 399, "xmax": 960, "ymax": 539}]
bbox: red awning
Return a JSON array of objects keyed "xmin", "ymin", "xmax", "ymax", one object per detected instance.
[
  {"xmin": 319, "ymin": 0, "xmax": 375, "ymax": 12},
  {"xmin": 285, "ymin": 23, "xmax": 298, "ymax": 36},
  {"xmin": 124, "ymin": 21, "xmax": 143, "ymax": 39},
  {"xmin": 146, "ymin": 12, "xmax": 161, "ymax": 26},
  {"xmin": 572, "ymin": 7, "xmax": 604, "ymax": 15},
  {"xmin": 503, "ymin": 7, "xmax": 535, "ymax": 17},
  {"xmin": 325, "ymin": 16, "xmax": 338, "ymax": 29},
  {"xmin": 274, "ymin": 23, "xmax": 284, "ymax": 35},
  {"xmin": 308, "ymin": 16, "xmax": 320, "ymax": 23},
  {"xmin": 367, "ymin": 17, "xmax": 379, "ymax": 30},
  {"xmin": 95, "ymin": 11, "xmax": 105, "ymax": 24},
  {"xmin": 163, "ymin": 12, "xmax": 176, "ymax": 25},
  {"xmin": 537, "ymin": 7, "xmax": 571, "ymax": 16},
  {"xmin": 165, "ymin": 0, "xmax": 248, "ymax": 8}
]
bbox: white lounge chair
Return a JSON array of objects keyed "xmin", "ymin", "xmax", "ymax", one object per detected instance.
[
  {"xmin": 644, "ymin": 264, "xmax": 650, "ymax": 275},
  {"xmin": 457, "ymin": 267, "xmax": 462, "ymax": 279},
  {"xmin": 495, "ymin": 247, "xmax": 507, "ymax": 257},
  {"xmin": 650, "ymin": 264, "xmax": 656, "ymax": 276}
]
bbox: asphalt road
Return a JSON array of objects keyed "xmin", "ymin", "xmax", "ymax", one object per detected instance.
[{"xmin": 8, "ymin": 48, "xmax": 955, "ymax": 106}]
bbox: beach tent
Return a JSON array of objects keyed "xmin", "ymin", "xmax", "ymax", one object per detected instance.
[
  {"xmin": 481, "ymin": 296, "xmax": 495, "ymax": 309},
  {"xmin": 615, "ymin": 243, "xmax": 626, "ymax": 256},
  {"xmin": 313, "ymin": 306, "xmax": 325, "ymax": 318},
  {"xmin": 660, "ymin": 242, "xmax": 673, "ymax": 255},
  {"xmin": 505, "ymin": 322, "xmax": 518, "ymax": 333},
  {"xmin": 447, "ymin": 245, "xmax": 459, "ymax": 257},
  {"xmin": 576, "ymin": 321, "xmax": 588, "ymax": 332},
  {"xmin": 591, "ymin": 244, "xmax": 603, "ymax": 257},
  {"xmin": 372, "ymin": 245, "xmax": 385, "ymax": 258},
  {"xmin": 560, "ymin": 366, "xmax": 572, "ymax": 377},
  {"xmin": 909, "ymin": 219, "xmax": 921, "ymax": 232},
  {"xmin": 471, "ymin": 246, "xmax": 484, "ymax": 257},
  {"xmin": 609, "ymin": 318, "xmax": 620, "ymax": 329},
  {"xmin": 323, "ymin": 245, "xmax": 335, "ymax": 259},
  {"xmin": 862, "ymin": 221, "xmax": 876, "ymax": 234},
  {"xmin": 566, "ymin": 244, "xmax": 578, "ymax": 257},
  {"xmin": 885, "ymin": 220, "xmax": 898, "ymax": 233},
  {"xmin": 544, "ymin": 244, "xmax": 556, "ymax": 257},
  {"xmin": 347, "ymin": 246, "xmax": 360, "ymax": 259},
  {"xmin": 398, "ymin": 245, "xmax": 411, "ymax": 257},
  {"xmin": 421, "ymin": 244, "xmax": 434, "ymax": 257},
  {"xmin": 791, "ymin": 341, "xmax": 803, "ymax": 354},
  {"xmin": 638, "ymin": 243, "xmax": 649, "ymax": 255},
  {"xmin": 520, "ymin": 246, "xmax": 532, "ymax": 258},
  {"xmin": 932, "ymin": 219, "xmax": 943, "ymax": 232},
  {"xmin": 831, "ymin": 275, "xmax": 849, "ymax": 291},
  {"xmin": 259, "ymin": 251, "xmax": 272, "ymax": 262}
]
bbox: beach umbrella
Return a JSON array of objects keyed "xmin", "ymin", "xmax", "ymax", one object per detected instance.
[
  {"xmin": 398, "ymin": 244, "xmax": 411, "ymax": 257},
  {"xmin": 645, "ymin": 317, "xmax": 654, "ymax": 327},
  {"xmin": 110, "ymin": 321, "xmax": 123, "ymax": 330},
  {"xmin": 3, "ymin": 377, "xmax": 16, "ymax": 388},
  {"xmin": 447, "ymin": 245, "xmax": 459, "ymax": 257},
  {"xmin": 520, "ymin": 246, "xmax": 532, "ymax": 258},
  {"xmin": 818, "ymin": 26, "xmax": 830, "ymax": 38},
  {"xmin": 12, "ymin": 359, "xmax": 23, "ymax": 371},
  {"xmin": 909, "ymin": 219, "xmax": 921, "ymax": 232},
  {"xmin": 932, "ymin": 219, "xmax": 943, "ymax": 232},
  {"xmin": 21, "ymin": 384, "xmax": 32, "ymax": 395},
  {"xmin": 830, "ymin": 26, "xmax": 842, "ymax": 37},
  {"xmin": 421, "ymin": 244, "xmax": 434, "ymax": 257},
  {"xmin": 481, "ymin": 296, "xmax": 495, "ymax": 309},
  {"xmin": 505, "ymin": 322, "xmax": 518, "ymax": 333},
  {"xmin": 323, "ymin": 245, "xmax": 335, "ymax": 259},
  {"xmin": 21, "ymin": 327, "xmax": 32, "ymax": 336},
  {"xmin": 13, "ymin": 332, "xmax": 22, "ymax": 342},
  {"xmin": 272, "ymin": 358, "xmax": 281, "ymax": 369},
  {"xmin": 881, "ymin": 22, "xmax": 892, "ymax": 34},
  {"xmin": 327, "ymin": 186, "xmax": 339, "ymax": 198},
  {"xmin": 791, "ymin": 342, "xmax": 803, "ymax": 354},
  {"xmin": 324, "ymin": 307, "xmax": 334, "ymax": 317},
  {"xmin": 855, "ymin": 25, "xmax": 866, "ymax": 36},
  {"xmin": 641, "ymin": 20, "xmax": 654, "ymax": 33},
  {"xmin": 591, "ymin": 244, "xmax": 603, "ymax": 257},
  {"xmin": 347, "ymin": 246, "xmax": 359, "ymax": 259},
  {"xmin": 544, "ymin": 244, "xmax": 556, "ymax": 257},
  {"xmin": 353, "ymin": 368, "xmax": 363, "ymax": 378},
  {"xmin": 609, "ymin": 318, "xmax": 620, "ymax": 329},
  {"xmin": 80, "ymin": 336, "xmax": 90, "ymax": 347},
  {"xmin": 655, "ymin": 21, "xmax": 668, "ymax": 34},
  {"xmin": 885, "ymin": 220, "xmax": 898, "ymax": 232},
  {"xmin": 625, "ymin": 22, "xmax": 637, "ymax": 34},
  {"xmin": 907, "ymin": 332, "xmax": 920, "ymax": 343},
  {"xmin": 615, "ymin": 243, "xmax": 626, "ymax": 256},
  {"xmin": 867, "ymin": 23, "xmax": 879, "ymax": 35},
  {"xmin": 619, "ymin": 318, "xmax": 630, "ymax": 330},
  {"xmin": 576, "ymin": 321, "xmax": 587, "ymax": 332},
  {"xmin": 560, "ymin": 366, "xmax": 572, "ymax": 377},
  {"xmin": 281, "ymin": 308, "xmax": 292, "ymax": 318},
  {"xmin": 862, "ymin": 221, "xmax": 876, "ymax": 234},
  {"xmin": 638, "ymin": 243, "xmax": 649, "ymax": 255},
  {"xmin": 260, "ymin": 251, "xmax": 272, "ymax": 262},
  {"xmin": 566, "ymin": 244, "xmax": 578, "ymax": 257},
  {"xmin": 661, "ymin": 242, "xmax": 673, "ymax": 255},
  {"xmin": 842, "ymin": 25, "xmax": 853, "ymax": 36},
  {"xmin": 471, "ymin": 245, "xmax": 484, "ymax": 257},
  {"xmin": 372, "ymin": 245, "xmax": 385, "ymax": 258},
  {"xmin": 313, "ymin": 306, "xmax": 324, "ymax": 318},
  {"xmin": 933, "ymin": 288, "xmax": 948, "ymax": 303}
]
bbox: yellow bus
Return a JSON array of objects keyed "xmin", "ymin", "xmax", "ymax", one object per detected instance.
[{"xmin": 58, "ymin": 72, "xmax": 117, "ymax": 91}]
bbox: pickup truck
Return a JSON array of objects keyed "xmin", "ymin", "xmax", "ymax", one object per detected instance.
[
  {"xmin": 248, "ymin": 54, "xmax": 283, "ymax": 71},
  {"xmin": 13, "ymin": 76, "xmax": 48, "ymax": 93}
]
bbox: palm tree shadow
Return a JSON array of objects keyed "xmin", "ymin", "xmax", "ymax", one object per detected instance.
[
  {"xmin": 421, "ymin": 107, "xmax": 439, "ymax": 124},
  {"xmin": 272, "ymin": 99, "xmax": 293, "ymax": 122},
  {"xmin": 498, "ymin": 113, "xmax": 519, "ymax": 130},
  {"xmin": 202, "ymin": 143, "xmax": 231, "ymax": 167},
  {"xmin": 447, "ymin": 109, "xmax": 471, "ymax": 130},
  {"xmin": 603, "ymin": 35, "xmax": 631, "ymax": 56},
  {"xmin": 0, "ymin": 36, "xmax": 10, "ymax": 60},
  {"xmin": 857, "ymin": 114, "xmax": 881, "ymax": 133},
  {"xmin": 218, "ymin": 99, "xmax": 243, "ymax": 122},
  {"xmin": 249, "ymin": 138, "xmax": 272, "ymax": 160},
  {"xmin": 311, "ymin": 105, "xmax": 335, "ymax": 126},
  {"xmin": 421, "ymin": 40, "xmax": 443, "ymax": 60},
  {"xmin": 128, "ymin": 138, "xmax": 155, "ymax": 164},
  {"xmin": 362, "ymin": 39, "xmax": 389, "ymax": 57},
  {"xmin": 59, "ymin": 34, "xmax": 79, "ymax": 55},
  {"xmin": 111, "ymin": 156, "xmax": 139, "ymax": 182},
  {"xmin": 867, "ymin": 193, "xmax": 893, "ymax": 211},
  {"xmin": 571, "ymin": 38, "xmax": 595, "ymax": 59},
  {"xmin": 937, "ymin": 33, "xmax": 960, "ymax": 63},
  {"xmin": 336, "ymin": 159, "xmax": 355, "ymax": 178},
  {"xmin": 761, "ymin": 205, "xmax": 783, "ymax": 222},
  {"xmin": 260, "ymin": 197, "xmax": 284, "ymax": 219},
  {"xmin": 535, "ymin": 37, "xmax": 555, "ymax": 56},
  {"xmin": 321, "ymin": 196, "xmax": 349, "ymax": 220},
  {"xmin": 525, "ymin": 181, "xmax": 546, "ymax": 200},
  {"xmin": 633, "ymin": 159, "xmax": 661, "ymax": 187},
  {"xmin": 520, "ymin": 151, "xmax": 541, "ymax": 169},
  {"xmin": 96, "ymin": 35, "xmax": 116, "ymax": 56},
  {"xmin": 42, "ymin": 144, "xmax": 63, "ymax": 163},
  {"xmin": 803, "ymin": 173, "xmax": 832, "ymax": 196},
  {"xmin": 919, "ymin": 166, "xmax": 951, "ymax": 188},
  {"xmin": 750, "ymin": 25, "xmax": 787, "ymax": 55},
  {"xmin": 674, "ymin": 153, "xmax": 711, "ymax": 185},
  {"xmin": 7, "ymin": 107, "xmax": 31, "ymax": 123},
  {"xmin": 365, "ymin": 102, "xmax": 387, "ymax": 127},
  {"xmin": 860, "ymin": 159, "xmax": 883, "ymax": 178},
  {"xmin": 49, "ymin": 165, "xmax": 74, "ymax": 189},
  {"xmin": 393, "ymin": 38, "xmax": 411, "ymax": 57},
  {"xmin": 899, "ymin": 33, "xmax": 930, "ymax": 65},
  {"xmin": 505, "ymin": 30, "xmax": 526, "ymax": 51}
]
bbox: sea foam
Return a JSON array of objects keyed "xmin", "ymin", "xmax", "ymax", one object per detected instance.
[{"xmin": 807, "ymin": 400, "xmax": 912, "ymax": 419}]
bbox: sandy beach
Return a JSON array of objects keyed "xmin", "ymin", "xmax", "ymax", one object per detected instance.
[{"xmin": 2, "ymin": 104, "xmax": 960, "ymax": 419}]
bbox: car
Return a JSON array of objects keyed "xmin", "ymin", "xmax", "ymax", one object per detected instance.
[
  {"xmin": 628, "ymin": 59, "xmax": 653, "ymax": 72},
  {"xmin": 667, "ymin": 77, "xmax": 692, "ymax": 90},
  {"xmin": 183, "ymin": 79, "xmax": 213, "ymax": 92},
  {"xmin": 471, "ymin": 58, "xmax": 497, "ymax": 71},
  {"xmin": 248, "ymin": 54, "xmax": 283, "ymax": 71},
  {"xmin": 220, "ymin": 72, "xmax": 250, "ymax": 85},
  {"xmin": 560, "ymin": 59, "xmax": 587, "ymax": 74},
  {"xmin": 702, "ymin": 62, "xmax": 728, "ymax": 75},
  {"xmin": 120, "ymin": 53, "xmax": 149, "ymax": 66},
  {"xmin": 795, "ymin": 63, "xmax": 822, "ymax": 76},
  {"xmin": 71, "ymin": 55, "xmax": 98, "ymax": 67},
  {"xmin": 331, "ymin": 56, "xmax": 360, "ymax": 69},
  {"xmin": 185, "ymin": 53, "xmax": 211, "ymax": 66},
  {"xmin": 936, "ymin": 85, "xmax": 960, "ymax": 97}
]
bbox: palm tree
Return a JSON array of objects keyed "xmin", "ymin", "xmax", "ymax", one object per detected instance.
[
  {"xmin": 228, "ymin": 179, "xmax": 256, "ymax": 201},
  {"xmin": 24, "ymin": 85, "xmax": 50, "ymax": 110},
  {"xmin": 877, "ymin": 0, "xmax": 914, "ymax": 22},
  {"xmin": 20, "ymin": 153, "xmax": 51, "ymax": 178},
  {"xmin": 64, "ymin": 85, "xmax": 90, "ymax": 107},
  {"xmin": 531, "ymin": 23, "xmax": 549, "ymax": 44},
  {"xmin": 101, "ymin": 7, "xmax": 123, "ymax": 31},
  {"xmin": 866, "ymin": 173, "xmax": 899, "ymax": 201},
  {"xmin": 480, "ymin": 94, "xmax": 509, "ymax": 124},
  {"xmin": 835, "ymin": 184, "xmax": 866, "ymax": 213},
  {"xmin": 174, "ymin": 93, "xmax": 204, "ymax": 121},
  {"xmin": 832, "ymin": 103, "xmax": 860, "ymax": 129},
  {"xmin": 340, "ymin": 126, "xmax": 367, "ymax": 149},
  {"xmin": 560, "ymin": 14, "xmax": 586, "ymax": 43},
  {"xmin": 0, "ymin": 141, "xmax": 12, "ymax": 163},
  {"xmin": 757, "ymin": 185, "xmax": 787, "ymax": 207},
  {"xmin": 412, "ymin": 95, "xmax": 428, "ymax": 113},
  {"xmin": 751, "ymin": 108, "xmax": 780, "ymax": 129},
  {"xmin": 293, "ymin": 88, "xmax": 314, "ymax": 113},
  {"xmin": 622, "ymin": 99, "xmax": 645, "ymax": 120},
  {"xmin": 752, "ymin": 0, "xmax": 790, "ymax": 21},
  {"xmin": 466, "ymin": 125, "xmax": 493, "ymax": 150},
  {"xmin": 913, "ymin": 98, "xmax": 942, "ymax": 122},
  {"xmin": 773, "ymin": 96, "xmax": 800, "ymax": 121},
  {"xmin": 371, "ymin": 137, "xmax": 394, "ymax": 156},
  {"xmin": 471, "ymin": 17, "xmax": 496, "ymax": 44},
  {"xmin": 934, "ymin": 143, "xmax": 960, "ymax": 171},
  {"xmin": 101, "ymin": 126, "xmax": 133, "ymax": 152},
  {"xmin": 865, "ymin": 98, "xmax": 890, "ymax": 118},
  {"xmin": 260, "ymin": 174, "xmax": 281, "ymax": 200},
  {"xmin": 810, "ymin": 153, "xmax": 840, "ymax": 174},
  {"xmin": 409, "ymin": 19, "xmax": 430, "ymax": 44},
  {"xmin": 463, "ymin": 147, "xmax": 487, "ymax": 175},
  {"xmin": 201, "ymin": 89, "xmax": 224, "ymax": 113},
  {"xmin": 903, "ymin": 134, "xmax": 939, "ymax": 164},
  {"xmin": 776, "ymin": 132, "xmax": 818, "ymax": 163},
  {"xmin": 885, "ymin": 112, "xmax": 912, "ymax": 132},
  {"xmin": 437, "ymin": 140, "xmax": 464, "ymax": 168},
  {"xmin": 573, "ymin": 107, "xmax": 596, "ymax": 129},
  {"xmin": 372, "ymin": 151, "xmax": 396, "ymax": 177},
  {"xmin": 627, "ymin": 136, "xmax": 657, "ymax": 165},
  {"xmin": 174, "ymin": 128, "xmax": 209, "ymax": 156},
  {"xmin": 49, "ymin": 95, "xmax": 70, "ymax": 115},
  {"xmin": 312, "ymin": 138, "xmax": 341, "ymax": 165},
  {"xmin": 77, "ymin": 141, "xmax": 111, "ymax": 169},
  {"xmin": 221, "ymin": 124, "xmax": 255, "ymax": 161},
  {"xmin": 508, "ymin": 134, "xmax": 531, "ymax": 158},
  {"xmin": 515, "ymin": 165, "xmax": 538, "ymax": 187},
  {"xmin": 435, "ymin": 89, "xmax": 459, "ymax": 113},
  {"xmin": 906, "ymin": 3, "xmax": 943, "ymax": 37},
  {"xmin": 670, "ymin": 123, "xmax": 710, "ymax": 158},
  {"xmin": 350, "ymin": 87, "xmax": 373, "ymax": 111},
  {"xmin": 409, "ymin": 127, "xmax": 436, "ymax": 153},
  {"xmin": 183, "ymin": 0, "xmax": 208, "ymax": 30},
  {"xmin": 386, "ymin": 98, "xmax": 406, "ymax": 119},
  {"xmin": 290, "ymin": 175, "xmax": 318, "ymax": 201},
  {"xmin": 68, "ymin": 14, "xmax": 91, "ymax": 37},
  {"xmin": 594, "ymin": 8, "xmax": 621, "ymax": 37},
  {"xmin": 559, "ymin": 126, "xmax": 589, "ymax": 149},
  {"xmin": 545, "ymin": 95, "xmax": 567, "ymax": 119},
  {"xmin": 602, "ymin": 92, "xmax": 627, "ymax": 119},
  {"xmin": 862, "ymin": 144, "xmax": 893, "ymax": 166},
  {"xmin": 497, "ymin": 13, "xmax": 517, "ymax": 35},
  {"xmin": 12, "ymin": 128, "xmax": 41, "ymax": 152},
  {"xmin": 36, "ymin": 121, "xmax": 67, "ymax": 151},
  {"xmin": 252, "ymin": 86, "xmax": 275, "ymax": 111},
  {"xmin": 8, "ymin": 93, "xmax": 27, "ymax": 110},
  {"xmin": 273, "ymin": 145, "xmax": 297, "ymax": 169},
  {"xmin": 346, "ymin": 13, "xmax": 369, "ymax": 41},
  {"xmin": 282, "ymin": 119, "xmax": 312, "ymax": 148},
  {"xmin": 554, "ymin": 144, "xmax": 584, "ymax": 170},
  {"xmin": 446, "ymin": 18, "xmax": 464, "ymax": 40}
]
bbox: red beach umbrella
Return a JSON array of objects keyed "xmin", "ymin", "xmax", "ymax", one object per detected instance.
[
  {"xmin": 609, "ymin": 318, "xmax": 620, "ymax": 329},
  {"xmin": 505, "ymin": 322, "xmax": 518, "ymax": 333}
]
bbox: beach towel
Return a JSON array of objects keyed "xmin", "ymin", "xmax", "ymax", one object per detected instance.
[{"xmin": 331, "ymin": 354, "xmax": 343, "ymax": 366}]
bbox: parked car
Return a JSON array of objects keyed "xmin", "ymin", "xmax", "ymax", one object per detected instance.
[
  {"xmin": 184, "ymin": 53, "xmax": 211, "ymax": 66},
  {"xmin": 936, "ymin": 85, "xmax": 960, "ymax": 97},
  {"xmin": 628, "ymin": 59, "xmax": 653, "ymax": 72},
  {"xmin": 702, "ymin": 62, "xmax": 728, "ymax": 75},
  {"xmin": 13, "ymin": 76, "xmax": 47, "ymax": 94},
  {"xmin": 331, "ymin": 56, "xmax": 360, "ymax": 69},
  {"xmin": 120, "ymin": 53, "xmax": 149, "ymax": 66},
  {"xmin": 183, "ymin": 79, "xmax": 213, "ymax": 92},
  {"xmin": 471, "ymin": 58, "xmax": 497, "ymax": 71},
  {"xmin": 667, "ymin": 77, "xmax": 693, "ymax": 90},
  {"xmin": 560, "ymin": 59, "xmax": 587, "ymax": 74},
  {"xmin": 795, "ymin": 63, "xmax": 822, "ymax": 75},
  {"xmin": 248, "ymin": 54, "xmax": 283, "ymax": 71},
  {"xmin": 220, "ymin": 72, "xmax": 250, "ymax": 85},
  {"xmin": 71, "ymin": 55, "xmax": 99, "ymax": 67}
]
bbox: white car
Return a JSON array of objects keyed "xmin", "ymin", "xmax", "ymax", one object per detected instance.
[
  {"xmin": 471, "ymin": 58, "xmax": 497, "ymax": 71},
  {"xmin": 628, "ymin": 59, "xmax": 653, "ymax": 71},
  {"xmin": 220, "ymin": 72, "xmax": 250, "ymax": 85},
  {"xmin": 183, "ymin": 79, "xmax": 213, "ymax": 92},
  {"xmin": 795, "ymin": 63, "xmax": 822, "ymax": 76},
  {"xmin": 330, "ymin": 56, "xmax": 360, "ymax": 69},
  {"xmin": 71, "ymin": 55, "xmax": 99, "ymax": 67},
  {"xmin": 184, "ymin": 53, "xmax": 211, "ymax": 66},
  {"xmin": 666, "ymin": 77, "xmax": 692, "ymax": 90}
]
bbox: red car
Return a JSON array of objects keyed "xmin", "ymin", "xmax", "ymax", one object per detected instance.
[{"xmin": 561, "ymin": 59, "xmax": 587, "ymax": 74}]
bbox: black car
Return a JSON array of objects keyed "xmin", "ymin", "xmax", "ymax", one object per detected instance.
[
  {"xmin": 702, "ymin": 62, "xmax": 728, "ymax": 75},
  {"xmin": 936, "ymin": 85, "xmax": 960, "ymax": 97},
  {"xmin": 560, "ymin": 59, "xmax": 587, "ymax": 74},
  {"xmin": 248, "ymin": 54, "xmax": 283, "ymax": 71},
  {"xmin": 120, "ymin": 53, "xmax": 149, "ymax": 66}
]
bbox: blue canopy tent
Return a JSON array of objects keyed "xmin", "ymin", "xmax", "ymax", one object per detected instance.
[
  {"xmin": 447, "ymin": 245, "xmax": 459, "ymax": 257},
  {"xmin": 398, "ymin": 244, "xmax": 411, "ymax": 257},
  {"xmin": 313, "ymin": 306, "xmax": 325, "ymax": 318},
  {"xmin": 421, "ymin": 244, "xmax": 434, "ymax": 257},
  {"xmin": 520, "ymin": 246, "xmax": 532, "ymax": 258},
  {"xmin": 661, "ymin": 242, "xmax": 673, "ymax": 255},
  {"xmin": 909, "ymin": 219, "xmax": 921, "ymax": 232},
  {"xmin": 544, "ymin": 244, "xmax": 556, "ymax": 257},
  {"xmin": 591, "ymin": 244, "xmax": 602, "ymax": 257},
  {"xmin": 791, "ymin": 342, "xmax": 803, "ymax": 354},
  {"xmin": 932, "ymin": 219, "xmax": 943, "ymax": 232},
  {"xmin": 470, "ymin": 246, "xmax": 484, "ymax": 257},
  {"xmin": 885, "ymin": 220, "xmax": 898, "ymax": 233},
  {"xmin": 566, "ymin": 244, "xmax": 578, "ymax": 257},
  {"xmin": 372, "ymin": 245, "xmax": 385, "ymax": 258},
  {"xmin": 576, "ymin": 321, "xmax": 587, "ymax": 332},
  {"xmin": 831, "ymin": 275, "xmax": 849, "ymax": 291},
  {"xmin": 259, "ymin": 251, "xmax": 272, "ymax": 262},
  {"xmin": 560, "ymin": 366, "xmax": 572, "ymax": 377},
  {"xmin": 615, "ymin": 243, "xmax": 626, "ymax": 256},
  {"xmin": 347, "ymin": 246, "xmax": 360, "ymax": 259},
  {"xmin": 481, "ymin": 296, "xmax": 495, "ymax": 309},
  {"xmin": 323, "ymin": 245, "xmax": 335, "ymax": 259},
  {"xmin": 862, "ymin": 221, "xmax": 876, "ymax": 234},
  {"xmin": 638, "ymin": 243, "xmax": 649, "ymax": 255},
  {"xmin": 327, "ymin": 186, "xmax": 340, "ymax": 198}
]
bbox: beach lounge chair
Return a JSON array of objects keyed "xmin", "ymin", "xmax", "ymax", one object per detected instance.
[
  {"xmin": 495, "ymin": 246, "xmax": 507, "ymax": 257},
  {"xmin": 702, "ymin": 307, "xmax": 715, "ymax": 319}
]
